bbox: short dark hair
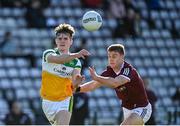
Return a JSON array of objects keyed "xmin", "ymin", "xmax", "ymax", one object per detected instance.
[
  {"xmin": 107, "ymin": 44, "xmax": 125, "ymax": 55},
  {"xmin": 54, "ymin": 23, "xmax": 75, "ymax": 37}
]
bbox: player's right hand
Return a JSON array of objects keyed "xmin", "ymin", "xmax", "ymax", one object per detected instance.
[{"xmin": 77, "ymin": 49, "xmax": 90, "ymax": 59}]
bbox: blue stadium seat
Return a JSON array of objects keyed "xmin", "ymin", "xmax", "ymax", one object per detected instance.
[
  {"xmin": 15, "ymin": 88, "xmax": 28, "ymax": 100},
  {"xmin": 0, "ymin": 68, "xmax": 7, "ymax": 78},
  {"xmin": 27, "ymin": 88, "xmax": 39, "ymax": 99},
  {"xmin": 19, "ymin": 68, "xmax": 30, "ymax": 78},
  {"xmin": 0, "ymin": 78, "xmax": 11, "ymax": 89},
  {"xmin": 11, "ymin": 78, "xmax": 22, "ymax": 89},
  {"xmin": 89, "ymin": 98, "xmax": 97, "ymax": 109},
  {"xmin": 7, "ymin": 68, "xmax": 19, "ymax": 78},
  {"xmin": 158, "ymin": 67, "xmax": 169, "ymax": 77},
  {"xmin": 148, "ymin": 67, "xmax": 158, "ymax": 77},
  {"xmin": 0, "ymin": 99, "xmax": 9, "ymax": 119}
]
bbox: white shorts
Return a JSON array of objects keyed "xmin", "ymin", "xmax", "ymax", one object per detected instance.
[
  {"xmin": 42, "ymin": 97, "xmax": 73, "ymax": 124},
  {"xmin": 123, "ymin": 103, "xmax": 152, "ymax": 123}
]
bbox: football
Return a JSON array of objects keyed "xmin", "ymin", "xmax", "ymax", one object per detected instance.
[{"xmin": 82, "ymin": 10, "xmax": 102, "ymax": 31}]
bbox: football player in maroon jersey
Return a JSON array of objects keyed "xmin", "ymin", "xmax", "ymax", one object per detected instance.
[{"xmin": 75, "ymin": 44, "xmax": 152, "ymax": 125}]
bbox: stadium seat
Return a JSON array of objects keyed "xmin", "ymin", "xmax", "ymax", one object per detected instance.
[
  {"xmin": 145, "ymin": 38, "xmax": 156, "ymax": 47},
  {"xmin": 13, "ymin": 8, "xmax": 25, "ymax": 17},
  {"xmin": 134, "ymin": 58, "xmax": 143, "ymax": 67},
  {"xmin": 16, "ymin": 58, "xmax": 29, "ymax": 67},
  {"xmin": 175, "ymin": 0, "xmax": 180, "ymax": 8},
  {"xmin": 164, "ymin": 58, "xmax": 174, "ymax": 67},
  {"xmin": 165, "ymin": 38, "xmax": 176, "ymax": 47},
  {"xmin": 103, "ymin": 88, "xmax": 116, "ymax": 98},
  {"xmin": 4, "ymin": 89, "xmax": 15, "ymax": 101},
  {"xmin": 19, "ymin": 68, "xmax": 30, "ymax": 78},
  {"xmin": 1, "ymin": 8, "xmax": 11, "ymax": 17},
  {"xmin": 11, "ymin": 78, "xmax": 22, "ymax": 89},
  {"xmin": 0, "ymin": 68, "xmax": 7, "ymax": 78},
  {"xmin": 0, "ymin": 99, "xmax": 9, "ymax": 115},
  {"xmin": 169, "ymin": 86, "xmax": 176, "ymax": 96},
  {"xmin": 0, "ymin": 78, "xmax": 11, "ymax": 89},
  {"xmin": 162, "ymin": 97, "xmax": 172, "ymax": 106},
  {"xmin": 15, "ymin": 88, "xmax": 28, "ymax": 100},
  {"xmin": 163, "ymin": 78, "xmax": 172, "ymax": 87},
  {"xmin": 155, "ymin": 19, "xmax": 163, "ymax": 29},
  {"xmin": 108, "ymin": 98, "xmax": 121, "ymax": 107},
  {"xmin": 27, "ymin": 88, "xmax": 39, "ymax": 99},
  {"xmin": 164, "ymin": 19, "xmax": 172, "ymax": 30},
  {"xmin": 148, "ymin": 67, "xmax": 158, "ymax": 77},
  {"xmin": 158, "ymin": 67, "xmax": 169, "ymax": 77},
  {"xmin": 138, "ymin": 67, "xmax": 148, "ymax": 77},
  {"xmin": 141, "ymin": 9, "xmax": 148, "ymax": 19},
  {"xmin": 7, "ymin": 68, "xmax": 19, "ymax": 78},
  {"xmin": 159, "ymin": 48, "xmax": 169, "ymax": 57},
  {"xmin": 33, "ymin": 78, "xmax": 41, "ymax": 89},
  {"xmin": 93, "ymin": 88, "xmax": 104, "ymax": 97},
  {"xmin": 161, "ymin": 29, "xmax": 171, "ymax": 38},
  {"xmin": 158, "ymin": 87, "xmax": 168, "ymax": 97},
  {"xmin": 54, "ymin": 8, "xmax": 63, "ymax": 17},
  {"xmin": 174, "ymin": 57, "xmax": 180, "ymax": 67},
  {"xmin": 173, "ymin": 77, "xmax": 180, "ymax": 86},
  {"xmin": 137, "ymin": 0, "xmax": 147, "ymax": 9},
  {"xmin": 160, "ymin": 11, "xmax": 169, "ymax": 19},
  {"xmin": 155, "ymin": 38, "xmax": 166, "ymax": 47},
  {"xmin": 97, "ymin": 98, "xmax": 108, "ymax": 108},
  {"xmin": 135, "ymin": 38, "xmax": 145, "ymax": 47},
  {"xmin": 144, "ymin": 58, "xmax": 153, "ymax": 67},
  {"xmin": 89, "ymin": 98, "xmax": 97, "ymax": 109},
  {"xmin": 169, "ymin": 11, "xmax": 178, "ymax": 19},
  {"xmin": 4, "ymin": 58, "xmax": 15, "ymax": 67},
  {"xmin": 31, "ymin": 99, "xmax": 41, "ymax": 110},
  {"xmin": 142, "ymin": 29, "xmax": 151, "ymax": 38},
  {"xmin": 128, "ymin": 48, "xmax": 139, "ymax": 57},
  {"xmin": 151, "ymin": 11, "xmax": 159, "ymax": 20},
  {"xmin": 166, "ymin": 1, "xmax": 175, "ymax": 9},
  {"xmin": 23, "ymin": 78, "xmax": 33, "ymax": 88},
  {"xmin": 149, "ymin": 48, "xmax": 159, "ymax": 57},
  {"xmin": 169, "ymin": 48, "xmax": 179, "ymax": 57},
  {"xmin": 139, "ymin": 48, "xmax": 150, "ymax": 57},
  {"xmin": 30, "ymin": 68, "xmax": 41, "ymax": 78},
  {"xmin": 153, "ymin": 57, "xmax": 164, "ymax": 67},
  {"xmin": 151, "ymin": 29, "xmax": 161, "ymax": 38}
]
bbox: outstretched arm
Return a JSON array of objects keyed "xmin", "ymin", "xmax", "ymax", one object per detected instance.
[
  {"xmin": 47, "ymin": 49, "xmax": 90, "ymax": 64},
  {"xmin": 89, "ymin": 67, "xmax": 130, "ymax": 88},
  {"xmin": 79, "ymin": 80, "xmax": 102, "ymax": 93}
]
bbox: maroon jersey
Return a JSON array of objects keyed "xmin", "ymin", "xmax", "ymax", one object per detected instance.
[{"xmin": 101, "ymin": 61, "xmax": 149, "ymax": 109}]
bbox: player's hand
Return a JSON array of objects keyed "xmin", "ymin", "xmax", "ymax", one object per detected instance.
[
  {"xmin": 77, "ymin": 49, "xmax": 90, "ymax": 59},
  {"xmin": 89, "ymin": 66, "xmax": 98, "ymax": 81},
  {"xmin": 73, "ymin": 74, "xmax": 85, "ymax": 88}
]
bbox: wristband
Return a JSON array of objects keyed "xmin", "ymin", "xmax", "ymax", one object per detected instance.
[{"xmin": 75, "ymin": 86, "xmax": 81, "ymax": 93}]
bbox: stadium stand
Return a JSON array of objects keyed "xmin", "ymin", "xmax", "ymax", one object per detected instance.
[{"xmin": 0, "ymin": 0, "xmax": 179, "ymax": 125}]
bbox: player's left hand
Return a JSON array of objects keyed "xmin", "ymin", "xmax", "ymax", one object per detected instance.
[{"xmin": 89, "ymin": 66, "xmax": 98, "ymax": 80}]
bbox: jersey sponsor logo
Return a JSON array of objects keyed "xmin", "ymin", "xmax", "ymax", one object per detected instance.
[
  {"xmin": 53, "ymin": 67, "xmax": 72, "ymax": 76},
  {"xmin": 123, "ymin": 68, "xmax": 130, "ymax": 76}
]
